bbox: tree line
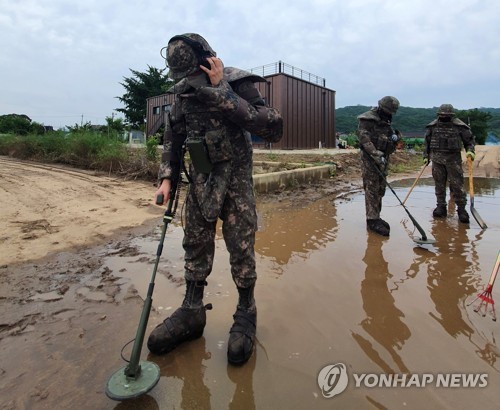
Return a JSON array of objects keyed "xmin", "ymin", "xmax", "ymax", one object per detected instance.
[{"xmin": 336, "ymin": 105, "xmax": 498, "ymax": 145}]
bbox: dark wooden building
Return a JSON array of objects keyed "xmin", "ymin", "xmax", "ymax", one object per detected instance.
[{"xmin": 145, "ymin": 61, "xmax": 336, "ymax": 149}]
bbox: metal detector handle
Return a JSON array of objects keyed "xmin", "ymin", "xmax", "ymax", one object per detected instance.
[{"xmin": 156, "ymin": 194, "xmax": 164, "ymax": 205}]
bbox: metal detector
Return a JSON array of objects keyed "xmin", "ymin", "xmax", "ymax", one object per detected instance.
[
  {"xmin": 362, "ymin": 148, "xmax": 435, "ymax": 245},
  {"xmin": 105, "ymin": 184, "xmax": 180, "ymax": 400}
]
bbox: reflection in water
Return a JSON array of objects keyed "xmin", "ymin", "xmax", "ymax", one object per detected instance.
[
  {"xmin": 255, "ymin": 199, "xmax": 338, "ymax": 267},
  {"xmin": 227, "ymin": 350, "xmax": 256, "ymax": 409},
  {"xmin": 148, "ymin": 337, "xmax": 211, "ymax": 409},
  {"xmin": 352, "ymin": 234, "xmax": 411, "ymax": 373},
  {"xmin": 114, "ymin": 394, "xmax": 159, "ymax": 410},
  {"xmin": 427, "ymin": 218, "xmax": 476, "ymax": 338},
  {"xmin": 403, "ymin": 246, "xmax": 433, "ymax": 282},
  {"xmin": 426, "ymin": 200, "xmax": 500, "ymax": 370},
  {"xmin": 466, "ymin": 176, "xmax": 500, "ymax": 194}
]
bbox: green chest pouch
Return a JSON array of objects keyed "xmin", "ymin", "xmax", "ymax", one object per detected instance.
[{"xmin": 186, "ymin": 139, "xmax": 213, "ymax": 174}]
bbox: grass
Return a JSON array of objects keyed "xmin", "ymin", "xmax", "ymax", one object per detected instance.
[{"xmin": 0, "ymin": 130, "xmax": 160, "ymax": 181}]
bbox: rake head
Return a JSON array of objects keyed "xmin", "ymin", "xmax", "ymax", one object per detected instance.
[{"xmin": 469, "ymin": 284, "xmax": 496, "ymax": 321}]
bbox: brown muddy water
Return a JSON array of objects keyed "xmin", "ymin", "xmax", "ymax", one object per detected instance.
[
  {"xmin": 4, "ymin": 178, "xmax": 499, "ymax": 409},
  {"xmin": 98, "ymin": 177, "xmax": 500, "ymax": 409}
]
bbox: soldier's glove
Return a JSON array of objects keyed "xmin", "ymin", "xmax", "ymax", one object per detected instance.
[
  {"xmin": 466, "ymin": 151, "xmax": 475, "ymax": 161},
  {"xmin": 372, "ymin": 150, "xmax": 386, "ymax": 171},
  {"xmin": 423, "ymin": 157, "xmax": 429, "ymax": 165}
]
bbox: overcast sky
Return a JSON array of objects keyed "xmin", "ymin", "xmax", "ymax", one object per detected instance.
[{"xmin": 1, "ymin": 0, "xmax": 499, "ymax": 128}]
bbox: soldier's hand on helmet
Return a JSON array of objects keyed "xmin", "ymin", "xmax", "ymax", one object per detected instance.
[
  {"xmin": 199, "ymin": 57, "xmax": 224, "ymax": 86},
  {"xmin": 466, "ymin": 151, "xmax": 475, "ymax": 161}
]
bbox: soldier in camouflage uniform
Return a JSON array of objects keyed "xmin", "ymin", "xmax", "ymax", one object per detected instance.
[
  {"xmin": 357, "ymin": 96, "xmax": 401, "ymax": 237},
  {"xmin": 147, "ymin": 33, "xmax": 283, "ymax": 366},
  {"xmin": 423, "ymin": 104, "xmax": 475, "ymax": 223}
]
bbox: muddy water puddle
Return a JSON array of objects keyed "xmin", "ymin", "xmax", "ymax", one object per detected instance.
[{"xmin": 91, "ymin": 177, "xmax": 500, "ymax": 409}]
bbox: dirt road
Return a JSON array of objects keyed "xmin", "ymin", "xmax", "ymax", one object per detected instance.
[{"xmin": 0, "ymin": 156, "xmax": 163, "ymax": 266}]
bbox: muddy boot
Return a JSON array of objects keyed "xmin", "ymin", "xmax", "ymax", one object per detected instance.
[
  {"xmin": 379, "ymin": 218, "xmax": 390, "ymax": 232},
  {"xmin": 432, "ymin": 204, "xmax": 447, "ymax": 218},
  {"xmin": 457, "ymin": 206, "xmax": 470, "ymax": 224},
  {"xmin": 228, "ymin": 285, "xmax": 257, "ymax": 366},
  {"xmin": 147, "ymin": 280, "xmax": 211, "ymax": 355},
  {"xmin": 367, "ymin": 219, "xmax": 390, "ymax": 237}
]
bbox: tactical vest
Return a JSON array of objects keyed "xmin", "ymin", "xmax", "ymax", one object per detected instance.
[
  {"xmin": 177, "ymin": 93, "xmax": 243, "ymax": 169},
  {"xmin": 429, "ymin": 122, "xmax": 461, "ymax": 152}
]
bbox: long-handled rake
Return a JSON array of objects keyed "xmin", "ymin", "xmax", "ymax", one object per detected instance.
[
  {"xmin": 468, "ymin": 251, "xmax": 500, "ymax": 321},
  {"xmin": 362, "ymin": 148, "xmax": 435, "ymax": 245},
  {"xmin": 467, "ymin": 156, "xmax": 487, "ymax": 229},
  {"xmin": 402, "ymin": 163, "xmax": 428, "ymax": 206}
]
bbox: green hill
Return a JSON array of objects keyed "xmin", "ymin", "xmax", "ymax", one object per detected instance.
[{"xmin": 336, "ymin": 105, "xmax": 500, "ymax": 137}]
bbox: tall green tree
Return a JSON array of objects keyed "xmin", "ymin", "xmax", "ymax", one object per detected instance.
[
  {"xmin": 456, "ymin": 109, "xmax": 492, "ymax": 145},
  {"xmin": 116, "ymin": 66, "xmax": 173, "ymax": 128},
  {"xmin": 0, "ymin": 114, "xmax": 32, "ymax": 135}
]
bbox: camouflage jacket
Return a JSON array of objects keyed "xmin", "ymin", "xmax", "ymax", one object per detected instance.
[
  {"xmin": 158, "ymin": 67, "xmax": 283, "ymax": 183},
  {"xmin": 357, "ymin": 108, "xmax": 399, "ymax": 157}
]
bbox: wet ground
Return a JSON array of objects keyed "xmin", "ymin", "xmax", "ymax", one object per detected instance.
[{"xmin": 1, "ymin": 177, "xmax": 499, "ymax": 409}]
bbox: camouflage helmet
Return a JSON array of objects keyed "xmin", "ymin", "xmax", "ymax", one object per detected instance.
[
  {"xmin": 378, "ymin": 96, "xmax": 400, "ymax": 115},
  {"xmin": 165, "ymin": 33, "xmax": 216, "ymax": 80},
  {"xmin": 437, "ymin": 103, "xmax": 455, "ymax": 116}
]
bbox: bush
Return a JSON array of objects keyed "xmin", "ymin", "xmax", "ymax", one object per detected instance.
[
  {"xmin": 0, "ymin": 129, "xmax": 160, "ymax": 182},
  {"xmin": 345, "ymin": 133, "xmax": 359, "ymax": 148},
  {"xmin": 145, "ymin": 134, "xmax": 160, "ymax": 161}
]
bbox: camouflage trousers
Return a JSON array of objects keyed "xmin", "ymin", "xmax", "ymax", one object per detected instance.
[
  {"xmin": 182, "ymin": 162, "xmax": 257, "ymax": 289},
  {"xmin": 431, "ymin": 160, "xmax": 466, "ymax": 207},
  {"xmin": 360, "ymin": 154, "xmax": 386, "ymax": 220}
]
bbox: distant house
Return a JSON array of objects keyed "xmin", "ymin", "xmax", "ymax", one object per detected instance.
[{"xmin": 145, "ymin": 61, "xmax": 336, "ymax": 149}]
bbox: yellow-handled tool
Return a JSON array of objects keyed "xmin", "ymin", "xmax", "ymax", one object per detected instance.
[{"xmin": 467, "ymin": 156, "xmax": 487, "ymax": 229}]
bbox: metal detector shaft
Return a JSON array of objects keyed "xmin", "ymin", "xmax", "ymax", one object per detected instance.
[
  {"xmin": 125, "ymin": 188, "xmax": 178, "ymax": 378},
  {"xmin": 362, "ymin": 148, "xmax": 430, "ymax": 242}
]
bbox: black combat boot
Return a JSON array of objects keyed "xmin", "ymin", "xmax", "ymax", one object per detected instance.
[
  {"xmin": 367, "ymin": 219, "xmax": 390, "ymax": 237},
  {"xmin": 432, "ymin": 205, "xmax": 447, "ymax": 218},
  {"xmin": 457, "ymin": 206, "xmax": 470, "ymax": 223},
  {"xmin": 147, "ymin": 280, "xmax": 211, "ymax": 355},
  {"xmin": 379, "ymin": 218, "xmax": 390, "ymax": 232},
  {"xmin": 227, "ymin": 285, "xmax": 257, "ymax": 366}
]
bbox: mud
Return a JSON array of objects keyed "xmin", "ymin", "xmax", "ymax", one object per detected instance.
[{"xmin": 0, "ymin": 147, "xmax": 499, "ymax": 409}]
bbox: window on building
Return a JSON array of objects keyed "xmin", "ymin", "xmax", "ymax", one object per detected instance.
[
  {"xmin": 162, "ymin": 104, "xmax": 171, "ymax": 113},
  {"xmin": 153, "ymin": 106, "xmax": 160, "ymax": 115}
]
